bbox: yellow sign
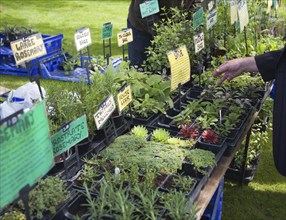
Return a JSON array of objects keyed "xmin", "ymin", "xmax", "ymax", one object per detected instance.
[
  {"xmin": 167, "ymin": 45, "xmax": 190, "ymax": 91},
  {"xmin": 117, "ymin": 29, "xmax": 133, "ymax": 47},
  {"xmin": 238, "ymin": 0, "xmax": 249, "ymax": 32},
  {"xmin": 117, "ymin": 85, "xmax": 132, "ymax": 112},
  {"xmin": 10, "ymin": 33, "xmax": 47, "ymax": 65},
  {"xmin": 230, "ymin": 1, "xmax": 238, "ymax": 25}
]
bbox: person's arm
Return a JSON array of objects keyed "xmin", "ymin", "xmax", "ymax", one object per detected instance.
[{"xmin": 213, "ymin": 57, "xmax": 258, "ymax": 86}]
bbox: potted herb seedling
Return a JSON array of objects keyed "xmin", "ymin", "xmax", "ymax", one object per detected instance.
[{"xmin": 130, "ymin": 125, "xmax": 148, "ymax": 139}]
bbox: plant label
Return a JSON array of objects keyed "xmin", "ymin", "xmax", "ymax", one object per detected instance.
[
  {"xmin": 237, "ymin": 0, "xmax": 249, "ymax": 32},
  {"xmin": 167, "ymin": 45, "xmax": 190, "ymax": 91},
  {"xmin": 266, "ymin": 0, "xmax": 273, "ymax": 14},
  {"xmin": 102, "ymin": 22, "xmax": 113, "ymax": 40},
  {"xmin": 51, "ymin": 115, "xmax": 88, "ymax": 157},
  {"xmin": 94, "ymin": 95, "xmax": 116, "ymax": 130},
  {"xmin": 10, "ymin": 33, "xmax": 47, "ymax": 65},
  {"xmin": 230, "ymin": 0, "xmax": 238, "ymax": 24},
  {"xmin": 117, "ymin": 28, "xmax": 133, "ymax": 47},
  {"xmin": 273, "ymin": 0, "xmax": 278, "ymax": 9},
  {"xmin": 117, "ymin": 84, "xmax": 132, "ymax": 112},
  {"xmin": 206, "ymin": 8, "xmax": 217, "ymax": 30},
  {"xmin": 208, "ymin": 1, "xmax": 214, "ymax": 11},
  {"xmin": 74, "ymin": 27, "xmax": 92, "ymax": 51},
  {"xmin": 193, "ymin": 7, "xmax": 204, "ymax": 30},
  {"xmin": 0, "ymin": 102, "xmax": 53, "ymax": 208},
  {"xmin": 194, "ymin": 32, "xmax": 205, "ymax": 54},
  {"xmin": 139, "ymin": 0, "xmax": 159, "ymax": 18}
]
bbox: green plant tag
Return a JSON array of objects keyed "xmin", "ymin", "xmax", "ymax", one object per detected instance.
[
  {"xmin": 193, "ymin": 7, "xmax": 204, "ymax": 30},
  {"xmin": 94, "ymin": 95, "xmax": 116, "ymax": 129},
  {"xmin": 102, "ymin": 22, "xmax": 113, "ymax": 40},
  {"xmin": 273, "ymin": 0, "xmax": 278, "ymax": 9},
  {"xmin": 167, "ymin": 45, "xmax": 190, "ymax": 91},
  {"xmin": 51, "ymin": 115, "xmax": 88, "ymax": 157},
  {"xmin": 117, "ymin": 28, "xmax": 133, "ymax": 47},
  {"xmin": 194, "ymin": 32, "xmax": 205, "ymax": 54},
  {"xmin": 139, "ymin": 0, "xmax": 159, "ymax": 18},
  {"xmin": 206, "ymin": 8, "xmax": 217, "ymax": 30},
  {"xmin": 10, "ymin": 33, "xmax": 47, "ymax": 65},
  {"xmin": 237, "ymin": 0, "xmax": 249, "ymax": 32},
  {"xmin": 0, "ymin": 102, "xmax": 54, "ymax": 208},
  {"xmin": 74, "ymin": 27, "xmax": 92, "ymax": 51},
  {"xmin": 117, "ymin": 84, "xmax": 132, "ymax": 112}
]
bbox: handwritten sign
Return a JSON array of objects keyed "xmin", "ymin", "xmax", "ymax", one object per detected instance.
[
  {"xmin": 94, "ymin": 95, "xmax": 116, "ymax": 129},
  {"xmin": 117, "ymin": 28, "xmax": 133, "ymax": 47},
  {"xmin": 0, "ymin": 102, "xmax": 54, "ymax": 208},
  {"xmin": 193, "ymin": 7, "xmax": 204, "ymax": 30},
  {"xmin": 230, "ymin": 0, "xmax": 238, "ymax": 25},
  {"xmin": 140, "ymin": 0, "xmax": 159, "ymax": 18},
  {"xmin": 206, "ymin": 9, "xmax": 217, "ymax": 30},
  {"xmin": 117, "ymin": 84, "xmax": 132, "ymax": 112},
  {"xmin": 74, "ymin": 27, "xmax": 92, "ymax": 51},
  {"xmin": 238, "ymin": 0, "xmax": 249, "ymax": 32},
  {"xmin": 102, "ymin": 22, "xmax": 113, "ymax": 40},
  {"xmin": 194, "ymin": 32, "xmax": 205, "ymax": 54},
  {"xmin": 51, "ymin": 115, "xmax": 88, "ymax": 157},
  {"xmin": 167, "ymin": 45, "xmax": 190, "ymax": 91},
  {"xmin": 10, "ymin": 33, "xmax": 47, "ymax": 65}
]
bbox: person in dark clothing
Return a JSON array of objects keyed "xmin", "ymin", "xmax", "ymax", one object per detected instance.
[
  {"xmin": 213, "ymin": 46, "xmax": 286, "ymax": 176},
  {"xmin": 127, "ymin": 0, "xmax": 194, "ymax": 67}
]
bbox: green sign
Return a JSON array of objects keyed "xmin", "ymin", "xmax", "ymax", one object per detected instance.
[
  {"xmin": 139, "ymin": 0, "xmax": 159, "ymax": 18},
  {"xmin": 102, "ymin": 22, "xmax": 113, "ymax": 40},
  {"xmin": 193, "ymin": 7, "xmax": 204, "ymax": 30},
  {"xmin": 0, "ymin": 102, "xmax": 54, "ymax": 208},
  {"xmin": 51, "ymin": 115, "xmax": 88, "ymax": 157}
]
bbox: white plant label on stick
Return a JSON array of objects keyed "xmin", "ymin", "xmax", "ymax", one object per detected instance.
[
  {"xmin": 94, "ymin": 95, "xmax": 116, "ymax": 130},
  {"xmin": 208, "ymin": 1, "xmax": 214, "ymax": 11},
  {"xmin": 10, "ymin": 33, "xmax": 47, "ymax": 65},
  {"xmin": 74, "ymin": 27, "xmax": 92, "ymax": 51},
  {"xmin": 194, "ymin": 32, "xmax": 205, "ymax": 54},
  {"xmin": 266, "ymin": 0, "xmax": 273, "ymax": 14},
  {"xmin": 206, "ymin": 8, "xmax": 217, "ymax": 30},
  {"xmin": 237, "ymin": 0, "xmax": 249, "ymax": 32},
  {"xmin": 117, "ymin": 28, "xmax": 133, "ymax": 47},
  {"xmin": 167, "ymin": 45, "xmax": 190, "ymax": 91},
  {"xmin": 230, "ymin": 0, "xmax": 238, "ymax": 25}
]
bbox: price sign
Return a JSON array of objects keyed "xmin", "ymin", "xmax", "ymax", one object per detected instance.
[
  {"xmin": 230, "ymin": 0, "xmax": 238, "ymax": 25},
  {"xmin": 10, "ymin": 33, "xmax": 47, "ymax": 65},
  {"xmin": 0, "ymin": 102, "xmax": 54, "ymax": 208},
  {"xmin": 194, "ymin": 32, "xmax": 205, "ymax": 54},
  {"xmin": 74, "ymin": 27, "xmax": 92, "ymax": 51},
  {"xmin": 94, "ymin": 95, "xmax": 116, "ymax": 130},
  {"xmin": 193, "ymin": 7, "xmax": 204, "ymax": 30},
  {"xmin": 238, "ymin": 0, "xmax": 249, "ymax": 32},
  {"xmin": 117, "ymin": 28, "xmax": 133, "ymax": 47},
  {"xmin": 206, "ymin": 9, "xmax": 217, "ymax": 30},
  {"xmin": 51, "ymin": 115, "xmax": 88, "ymax": 157},
  {"xmin": 102, "ymin": 22, "xmax": 113, "ymax": 40},
  {"xmin": 117, "ymin": 84, "xmax": 132, "ymax": 112},
  {"xmin": 167, "ymin": 45, "xmax": 190, "ymax": 91},
  {"xmin": 140, "ymin": 0, "xmax": 159, "ymax": 18}
]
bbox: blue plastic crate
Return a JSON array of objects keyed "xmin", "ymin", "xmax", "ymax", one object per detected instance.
[{"xmin": 202, "ymin": 178, "xmax": 224, "ymax": 220}]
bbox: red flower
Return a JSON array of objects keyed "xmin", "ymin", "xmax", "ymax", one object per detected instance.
[
  {"xmin": 201, "ymin": 129, "xmax": 219, "ymax": 144},
  {"xmin": 179, "ymin": 124, "xmax": 199, "ymax": 139}
]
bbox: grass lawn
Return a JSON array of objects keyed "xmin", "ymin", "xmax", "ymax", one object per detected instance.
[{"xmin": 1, "ymin": 1, "xmax": 286, "ymax": 220}]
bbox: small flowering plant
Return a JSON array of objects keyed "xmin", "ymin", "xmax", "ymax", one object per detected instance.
[{"xmin": 201, "ymin": 129, "xmax": 219, "ymax": 144}]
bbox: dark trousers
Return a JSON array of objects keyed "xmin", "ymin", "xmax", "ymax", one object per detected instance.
[{"xmin": 127, "ymin": 20, "xmax": 153, "ymax": 67}]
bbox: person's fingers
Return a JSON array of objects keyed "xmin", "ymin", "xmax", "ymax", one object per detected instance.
[
  {"xmin": 213, "ymin": 62, "xmax": 229, "ymax": 77},
  {"xmin": 216, "ymin": 73, "xmax": 229, "ymax": 86}
]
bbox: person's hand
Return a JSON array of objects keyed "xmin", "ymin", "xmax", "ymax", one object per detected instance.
[
  {"xmin": 213, "ymin": 57, "xmax": 258, "ymax": 86},
  {"xmin": 213, "ymin": 59, "xmax": 244, "ymax": 86}
]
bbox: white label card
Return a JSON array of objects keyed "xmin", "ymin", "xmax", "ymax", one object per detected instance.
[
  {"xmin": 74, "ymin": 27, "xmax": 92, "ymax": 51},
  {"xmin": 10, "ymin": 33, "xmax": 47, "ymax": 65},
  {"xmin": 117, "ymin": 28, "xmax": 133, "ymax": 47},
  {"xmin": 194, "ymin": 32, "xmax": 205, "ymax": 54},
  {"xmin": 238, "ymin": 0, "xmax": 249, "ymax": 32},
  {"xmin": 94, "ymin": 95, "xmax": 116, "ymax": 130},
  {"xmin": 230, "ymin": 0, "xmax": 238, "ymax": 24},
  {"xmin": 206, "ymin": 9, "xmax": 217, "ymax": 30}
]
